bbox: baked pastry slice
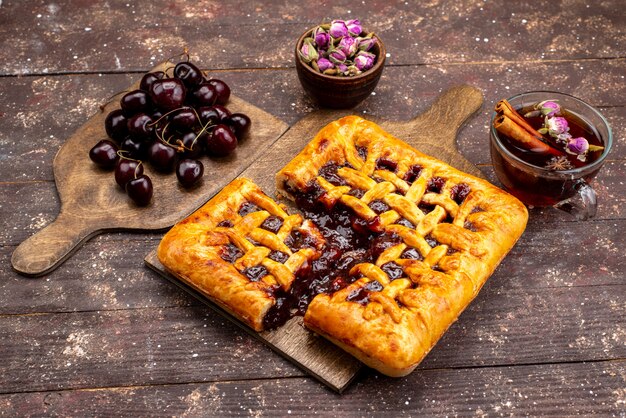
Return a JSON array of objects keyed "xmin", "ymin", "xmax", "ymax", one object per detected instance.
[
  {"xmin": 277, "ymin": 115, "xmax": 528, "ymax": 376},
  {"xmin": 157, "ymin": 178, "xmax": 324, "ymax": 331}
]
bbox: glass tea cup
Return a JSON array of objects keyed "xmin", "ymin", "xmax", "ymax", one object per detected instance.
[{"xmin": 489, "ymin": 91, "xmax": 613, "ymax": 220}]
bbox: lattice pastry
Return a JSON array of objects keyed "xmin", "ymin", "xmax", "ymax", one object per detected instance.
[
  {"xmin": 276, "ymin": 115, "xmax": 528, "ymax": 377},
  {"xmin": 157, "ymin": 178, "xmax": 324, "ymax": 331}
]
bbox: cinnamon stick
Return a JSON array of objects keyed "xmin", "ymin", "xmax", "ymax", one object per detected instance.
[
  {"xmin": 493, "ymin": 115, "xmax": 562, "ymax": 156},
  {"xmin": 495, "ymin": 100, "xmax": 545, "ymax": 139},
  {"xmin": 494, "ymin": 99, "xmax": 564, "ymax": 156}
]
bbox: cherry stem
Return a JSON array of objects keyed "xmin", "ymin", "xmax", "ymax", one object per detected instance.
[
  {"xmin": 147, "ymin": 107, "xmax": 187, "ymax": 127},
  {"xmin": 133, "ymin": 161, "xmax": 144, "ymax": 179},
  {"xmin": 163, "ymin": 65, "xmax": 176, "ymax": 77},
  {"xmin": 116, "ymin": 150, "xmax": 143, "ymax": 165},
  {"xmin": 155, "ymin": 122, "xmax": 182, "ymax": 151},
  {"xmin": 192, "ymin": 112, "xmax": 217, "ymax": 150},
  {"xmin": 99, "ymin": 89, "xmax": 131, "ymax": 112}
]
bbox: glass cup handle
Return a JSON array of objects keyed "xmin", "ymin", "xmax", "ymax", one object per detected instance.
[{"xmin": 553, "ymin": 179, "xmax": 597, "ymax": 220}]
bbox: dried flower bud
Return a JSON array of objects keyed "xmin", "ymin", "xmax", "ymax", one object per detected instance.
[
  {"xmin": 565, "ymin": 136, "xmax": 589, "ymax": 155},
  {"xmin": 354, "ymin": 51, "xmax": 376, "ymax": 71},
  {"xmin": 299, "ymin": 38, "xmax": 319, "ymax": 63},
  {"xmin": 537, "ymin": 100, "xmax": 561, "ymax": 117},
  {"xmin": 540, "ymin": 116, "xmax": 570, "ymax": 137},
  {"xmin": 313, "ymin": 26, "xmax": 330, "ymax": 49},
  {"xmin": 317, "ymin": 57, "xmax": 334, "ymax": 72},
  {"xmin": 337, "ymin": 63, "xmax": 348, "ymax": 75},
  {"xmin": 346, "ymin": 19, "xmax": 362, "ymax": 36},
  {"xmin": 357, "ymin": 36, "xmax": 377, "ymax": 51},
  {"xmin": 338, "ymin": 36, "xmax": 357, "ymax": 57},
  {"xmin": 329, "ymin": 20, "xmax": 349, "ymax": 38},
  {"xmin": 329, "ymin": 49, "xmax": 347, "ymax": 64},
  {"xmin": 346, "ymin": 65, "xmax": 362, "ymax": 76}
]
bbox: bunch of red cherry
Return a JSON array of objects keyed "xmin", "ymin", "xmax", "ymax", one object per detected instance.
[{"xmin": 89, "ymin": 58, "xmax": 251, "ymax": 206}]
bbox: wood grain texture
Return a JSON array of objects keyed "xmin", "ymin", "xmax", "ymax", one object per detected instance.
[
  {"xmin": 1, "ymin": 0, "xmax": 624, "ymax": 75},
  {"xmin": 1, "ymin": 361, "xmax": 623, "ymax": 416},
  {"xmin": 0, "ymin": 283, "xmax": 622, "ymax": 394},
  {"xmin": 145, "ymin": 251, "xmax": 360, "ymax": 393},
  {"xmin": 10, "ymin": 62, "xmax": 289, "ymax": 277},
  {"xmin": 1, "ymin": 0, "xmax": 625, "ymax": 414},
  {"xmin": 1, "ymin": 60, "xmax": 623, "ymax": 186}
]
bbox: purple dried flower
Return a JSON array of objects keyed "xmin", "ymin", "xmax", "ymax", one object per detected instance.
[
  {"xmin": 565, "ymin": 136, "xmax": 589, "ymax": 155},
  {"xmin": 329, "ymin": 20, "xmax": 349, "ymax": 38},
  {"xmin": 544, "ymin": 116, "xmax": 570, "ymax": 137},
  {"xmin": 354, "ymin": 51, "xmax": 376, "ymax": 71},
  {"xmin": 346, "ymin": 19, "xmax": 362, "ymax": 36},
  {"xmin": 313, "ymin": 27, "xmax": 330, "ymax": 49},
  {"xmin": 317, "ymin": 57, "xmax": 334, "ymax": 72},
  {"xmin": 329, "ymin": 49, "xmax": 347, "ymax": 64},
  {"xmin": 357, "ymin": 36, "xmax": 377, "ymax": 51},
  {"xmin": 337, "ymin": 63, "xmax": 348, "ymax": 74},
  {"xmin": 299, "ymin": 39, "xmax": 319, "ymax": 63},
  {"xmin": 537, "ymin": 100, "xmax": 561, "ymax": 117},
  {"xmin": 338, "ymin": 36, "xmax": 357, "ymax": 56}
]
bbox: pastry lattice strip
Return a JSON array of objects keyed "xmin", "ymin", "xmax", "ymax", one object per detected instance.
[
  {"xmin": 276, "ymin": 115, "xmax": 528, "ymax": 377},
  {"xmin": 157, "ymin": 178, "xmax": 325, "ymax": 332}
]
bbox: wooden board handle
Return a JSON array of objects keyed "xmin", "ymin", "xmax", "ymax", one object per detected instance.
[
  {"xmin": 381, "ymin": 85, "xmax": 484, "ymax": 178},
  {"xmin": 416, "ymin": 85, "xmax": 483, "ymax": 133},
  {"xmin": 11, "ymin": 212, "xmax": 99, "ymax": 277}
]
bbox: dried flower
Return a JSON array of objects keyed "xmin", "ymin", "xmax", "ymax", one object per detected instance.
[
  {"xmin": 329, "ymin": 20, "xmax": 349, "ymax": 38},
  {"xmin": 300, "ymin": 19, "xmax": 378, "ymax": 77},
  {"xmin": 346, "ymin": 19, "xmax": 362, "ymax": 36},
  {"xmin": 565, "ymin": 137, "xmax": 589, "ymax": 155},
  {"xmin": 537, "ymin": 100, "xmax": 561, "ymax": 117},
  {"xmin": 565, "ymin": 136, "xmax": 589, "ymax": 162},
  {"xmin": 346, "ymin": 65, "xmax": 361, "ymax": 76},
  {"xmin": 354, "ymin": 51, "xmax": 376, "ymax": 71},
  {"xmin": 317, "ymin": 57, "xmax": 334, "ymax": 72},
  {"xmin": 329, "ymin": 49, "xmax": 347, "ymax": 64},
  {"xmin": 357, "ymin": 36, "xmax": 377, "ymax": 51},
  {"xmin": 539, "ymin": 116, "xmax": 570, "ymax": 138},
  {"xmin": 525, "ymin": 100, "xmax": 562, "ymax": 118},
  {"xmin": 299, "ymin": 38, "xmax": 318, "ymax": 63},
  {"xmin": 313, "ymin": 27, "xmax": 330, "ymax": 49},
  {"xmin": 337, "ymin": 36, "xmax": 358, "ymax": 57}
]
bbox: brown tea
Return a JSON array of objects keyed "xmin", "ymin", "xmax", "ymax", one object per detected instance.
[
  {"xmin": 499, "ymin": 106, "xmax": 604, "ymax": 170},
  {"xmin": 491, "ymin": 106, "xmax": 606, "ymax": 206}
]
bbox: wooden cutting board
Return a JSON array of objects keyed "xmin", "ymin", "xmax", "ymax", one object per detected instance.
[
  {"xmin": 145, "ymin": 84, "xmax": 485, "ymax": 392},
  {"xmin": 11, "ymin": 62, "xmax": 289, "ymax": 277}
]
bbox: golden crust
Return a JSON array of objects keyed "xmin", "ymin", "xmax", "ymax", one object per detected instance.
[
  {"xmin": 277, "ymin": 115, "xmax": 528, "ymax": 376},
  {"xmin": 157, "ymin": 178, "xmax": 322, "ymax": 332}
]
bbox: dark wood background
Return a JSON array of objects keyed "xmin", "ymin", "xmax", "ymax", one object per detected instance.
[{"xmin": 1, "ymin": 0, "xmax": 624, "ymax": 416}]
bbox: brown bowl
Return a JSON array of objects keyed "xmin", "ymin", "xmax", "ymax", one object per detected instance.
[{"xmin": 294, "ymin": 26, "xmax": 386, "ymax": 108}]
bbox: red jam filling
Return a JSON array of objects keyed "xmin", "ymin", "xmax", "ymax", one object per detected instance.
[{"xmin": 237, "ymin": 162, "xmax": 471, "ymax": 329}]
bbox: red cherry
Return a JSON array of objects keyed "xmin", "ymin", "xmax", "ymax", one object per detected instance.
[
  {"xmin": 89, "ymin": 140, "xmax": 119, "ymax": 169},
  {"xmin": 149, "ymin": 78, "xmax": 186, "ymax": 111},
  {"xmin": 126, "ymin": 174, "xmax": 153, "ymax": 206},
  {"xmin": 115, "ymin": 158, "xmax": 143, "ymax": 188},
  {"xmin": 207, "ymin": 79, "xmax": 231, "ymax": 104},
  {"xmin": 206, "ymin": 124, "xmax": 237, "ymax": 157},
  {"xmin": 176, "ymin": 159, "xmax": 204, "ymax": 187}
]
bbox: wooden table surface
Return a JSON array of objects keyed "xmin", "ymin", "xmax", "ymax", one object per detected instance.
[{"xmin": 1, "ymin": 0, "xmax": 624, "ymax": 416}]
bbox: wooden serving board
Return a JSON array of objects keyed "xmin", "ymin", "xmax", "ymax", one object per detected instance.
[
  {"xmin": 145, "ymin": 84, "xmax": 485, "ymax": 392},
  {"xmin": 11, "ymin": 62, "xmax": 289, "ymax": 277}
]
